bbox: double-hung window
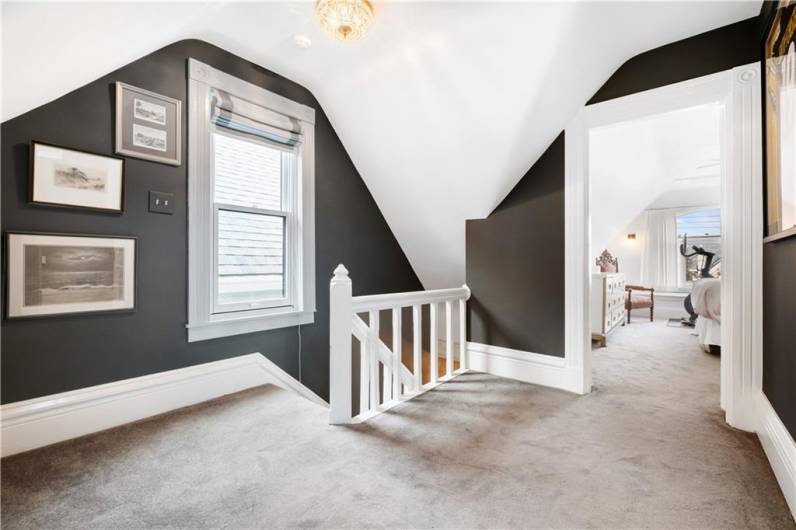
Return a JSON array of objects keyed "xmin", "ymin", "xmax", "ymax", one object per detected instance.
[
  {"xmin": 676, "ymin": 207, "xmax": 721, "ymax": 289},
  {"xmin": 188, "ymin": 59, "xmax": 315, "ymax": 342}
]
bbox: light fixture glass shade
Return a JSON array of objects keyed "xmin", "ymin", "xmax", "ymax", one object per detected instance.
[{"xmin": 316, "ymin": 0, "xmax": 374, "ymax": 41}]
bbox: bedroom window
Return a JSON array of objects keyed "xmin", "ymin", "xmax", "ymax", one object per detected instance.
[
  {"xmin": 676, "ymin": 207, "xmax": 721, "ymax": 288},
  {"xmin": 187, "ymin": 59, "xmax": 316, "ymax": 342}
]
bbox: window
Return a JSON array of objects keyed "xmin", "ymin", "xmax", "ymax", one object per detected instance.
[
  {"xmin": 676, "ymin": 208, "xmax": 721, "ymax": 288},
  {"xmin": 188, "ymin": 59, "xmax": 315, "ymax": 342}
]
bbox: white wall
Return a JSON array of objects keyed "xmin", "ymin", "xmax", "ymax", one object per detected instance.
[
  {"xmin": 602, "ymin": 212, "xmax": 647, "ymax": 285},
  {"xmin": 590, "ymin": 103, "xmax": 722, "ymax": 261}
]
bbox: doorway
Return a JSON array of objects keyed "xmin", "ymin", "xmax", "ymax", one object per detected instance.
[{"xmin": 563, "ymin": 63, "xmax": 763, "ymax": 432}]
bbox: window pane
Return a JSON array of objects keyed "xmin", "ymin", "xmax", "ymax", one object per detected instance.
[
  {"xmin": 217, "ymin": 209, "xmax": 285, "ymax": 307},
  {"xmin": 677, "ymin": 208, "xmax": 721, "ymax": 286},
  {"xmin": 213, "ymin": 130, "xmax": 283, "ymax": 211},
  {"xmin": 676, "ymin": 208, "xmax": 721, "ymax": 237}
]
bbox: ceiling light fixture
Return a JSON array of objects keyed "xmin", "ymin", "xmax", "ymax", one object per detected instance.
[{"xmin": 316, "ymin": 0, "xmax": 374, "ymax": 41}]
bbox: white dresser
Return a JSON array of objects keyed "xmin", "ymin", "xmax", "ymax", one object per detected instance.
[{"xmin": 591, "ymin": 273, "xmax": 626, "ymax": 346}]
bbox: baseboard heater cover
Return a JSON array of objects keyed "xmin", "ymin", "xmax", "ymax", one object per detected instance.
[{"xmin": 0, "ymin": 353, "xmax": 326, "ymax": 457}]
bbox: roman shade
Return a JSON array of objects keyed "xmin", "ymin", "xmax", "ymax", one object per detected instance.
[{"xmin": 210, "ymin": 89, "xmax": 302, "ymax": 148}]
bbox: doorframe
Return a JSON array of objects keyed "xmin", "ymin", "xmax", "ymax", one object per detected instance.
[{"xmin": 563, "ymin": 63, "xmax": 762, "ymax": 432}]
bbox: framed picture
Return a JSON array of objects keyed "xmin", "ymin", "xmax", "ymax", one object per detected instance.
[
  {"xmin": 115, "ymin": 82, "xmax": 181, "ymax": 166},
  {"xmin": 763, "ymin": 0, "xmax": 796, "ymax": 242},
  {"xmin": 29, "ymin": 141, "xmax": 124, "ymax": 213},
  {"xmin": 6, "ymin": 232, "xmax": 136, "ymax": 319}
]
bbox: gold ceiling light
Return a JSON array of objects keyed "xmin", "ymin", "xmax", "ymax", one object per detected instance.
[{"xmin": 315, "ymin": 0, "xmax": 374, "ymax": 41}]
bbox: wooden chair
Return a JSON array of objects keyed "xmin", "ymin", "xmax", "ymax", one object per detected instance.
[{"xmin": 625, "ymin": 285, "xmax": 654, "ymax": 323}]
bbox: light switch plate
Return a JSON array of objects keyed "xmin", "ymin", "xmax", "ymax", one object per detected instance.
[{"xmin": 149, "ymin": 191, "xmax": 175, "ymax": 214}]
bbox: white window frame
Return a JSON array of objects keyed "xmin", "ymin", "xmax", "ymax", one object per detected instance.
[
  {"xmin": 211, "ymin": 129, "xmax": 295, "ymax": 314},
  {"xmin": 187, "ymin": 59, "xmax": 315, "ymax": 342}
]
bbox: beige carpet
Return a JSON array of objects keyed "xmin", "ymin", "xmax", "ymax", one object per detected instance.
[{"xmin": 2, "ymin": 320, "xmax": 793, "ymax": 529}]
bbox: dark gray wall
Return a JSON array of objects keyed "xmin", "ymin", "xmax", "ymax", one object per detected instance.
[
  {"xmin": 759, "ymin": 1, "xmax": 796, "ymax": 438},
  {"xmin": 588, "ymin": 18, "xmax": 759, "ymax": 104},
  {"xmin": 1, "ymin": 40, "xmax": 423, "ymax": 404},
  {"xmin": 466, "ymin": 133, "xmax": 565, "ymax": 356},
  {"xmin": 762, "ymin": 238, "xmax": 796, "ymax": 437}
]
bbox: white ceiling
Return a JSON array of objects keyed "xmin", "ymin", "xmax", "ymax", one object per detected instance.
[
  {"xmin": 1, "ymin": 1, "xmax": 759, "ymax": 288},
  {"xmin": 590, "ymin": 103, "xmax": 722, "ymax": 253}
]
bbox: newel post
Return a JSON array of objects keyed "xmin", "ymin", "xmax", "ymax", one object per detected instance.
[{"xmin": 329, "ymin": 264, "xmax": 352, "ymax": 424}]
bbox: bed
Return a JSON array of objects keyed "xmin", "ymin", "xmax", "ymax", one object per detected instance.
[{"xmin": 691, "ymin": 278, "xmax": 721, "ymax": 351}]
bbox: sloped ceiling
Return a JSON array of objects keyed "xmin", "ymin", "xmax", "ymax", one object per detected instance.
[
  {"xmin": 1, "ymin": 1, "xmax": 759, "ymax": 288},
  {"xmin": 590, "ymin": 102, "xmax": 722, "ymax": 254}
]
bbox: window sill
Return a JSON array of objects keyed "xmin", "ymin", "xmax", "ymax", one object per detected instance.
[{"xmin": 187, "ymin": 309, "xmax": 314, "ymax": 342}]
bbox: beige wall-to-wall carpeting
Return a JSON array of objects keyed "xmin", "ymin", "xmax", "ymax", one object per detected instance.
[{"xmin": 1, "ymin": 320, "xmax": 793, "ymax": 528}]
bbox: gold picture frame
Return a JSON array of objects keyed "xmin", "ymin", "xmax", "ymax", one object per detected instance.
[{"xmin": 763, "ymin": 0, "xmax": 796, "ymax": 243}]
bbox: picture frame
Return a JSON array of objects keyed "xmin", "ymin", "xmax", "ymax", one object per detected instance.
[
  {"xmin": 29, "ymin": 141, "xmax": 125, "ymax": 213},
  {"xmin": 115, "ymin": 82, "xmax": 182, "ymax": 166},
  {"xmin": 5, "ymin": 231, "xmax": 136, "ymax": 319},
  {"xmin": 763, "ymin": 0, "xmax": 796, "ymax": 243}
]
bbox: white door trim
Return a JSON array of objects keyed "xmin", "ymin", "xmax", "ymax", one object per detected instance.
[{"xmin": 564, "ymin": 63, "xmax": 763, "ymax": 431}]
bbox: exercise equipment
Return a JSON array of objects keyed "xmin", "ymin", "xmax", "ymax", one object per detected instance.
[{"xmin": 679, "ymin": 234, "xmax": 717, "ymax": 327}]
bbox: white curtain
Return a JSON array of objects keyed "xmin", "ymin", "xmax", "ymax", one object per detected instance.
[{"xmin": 641, "ymin": 209, "xmax": 679, "ymax": 291}]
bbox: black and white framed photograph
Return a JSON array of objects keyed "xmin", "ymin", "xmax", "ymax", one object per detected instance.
[
  {"xmin": 115, "ymin": 82, "xmax": 181, "ymax": 166},
  {"xmin": 6, "ymin": 232, "xmax": 136, "ymax": 319},
  {"xmin": 29, "ymin": 141, "xmax": 125, "ymax": 213}
]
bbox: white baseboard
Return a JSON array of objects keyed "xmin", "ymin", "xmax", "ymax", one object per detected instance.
[
  {"xmin": 756, "ymin": 391, "xmax": 796, "ymax": 521},
  {"xmin": 466, "ymin": 342, "xmax": 582, "ymax": 394},
  {"xmin": 0, "ymin": 353, "xmax": 327, "ymax": 458}
]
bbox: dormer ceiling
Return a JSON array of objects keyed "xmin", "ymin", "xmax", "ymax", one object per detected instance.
[
  {"xmin": 590, "ymin": 103, "xmax": 723, "ymax": 254},
  {"xmin": 1, "ymin": 2, "xmax": 759, "ymax": 288}
]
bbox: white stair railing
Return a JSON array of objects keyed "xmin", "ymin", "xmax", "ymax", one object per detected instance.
[{"xmin": 329, "ymin": 264, "xmax": 470, "ymax": 424}]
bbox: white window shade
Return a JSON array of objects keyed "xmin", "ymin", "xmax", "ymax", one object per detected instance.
[{"xmin": 212, "ymin": 103, "xmax": 302, "ymax": 149}]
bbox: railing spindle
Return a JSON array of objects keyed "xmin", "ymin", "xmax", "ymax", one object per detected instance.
[
  {"xmin": 392, "ymin": 307, "xmax": 402, "ymax": 398},
  {"xmin": 383, "ymin": 331, "xmax": 393, "ymax": 403},
  {"xmin": 430, "ymin": 302, "xmax": 438, "ymax": 384},
  {"xmin": 368, "ymin": 310, "xmax": 380, "ymax": 408},
  {"xmin": 412, "ymin": 304, "xmax": 421, "ymax": 390},
  {"xmin": 359, "ymin": 338, "xmax": 368, "ymax": 414},
  {"xmin": 459, "ymin": 296, "xmax": 467, "ymax": 371},
  {"xmin": 445, "ymin": 300, "xmax": 453, "ymax": 377}
]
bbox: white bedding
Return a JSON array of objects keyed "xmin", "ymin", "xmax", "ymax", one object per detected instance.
[
  {"xmin": 691, "ymin": 278, "xmax": 721, "ymax": 322},
  {"xmin": 691, "ymin": 278, "xmax": 721, "ymax": 348}
]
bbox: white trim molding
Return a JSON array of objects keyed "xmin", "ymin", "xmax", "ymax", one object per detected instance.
[
  {"xmin": 0, "ymin": 353, "xmax": 326, "ymax": 457},
  {"xmin": 187, "ymin": 58, "xmax": 316, "ymax": 342},
  {"xmin": 466, "ymin": 342, "xmax": 582, "ymax": 394},
  {"xmin": 756, "ymin": 391, "xmax": 796, "ymax": 521},
  {"xmin": 564, "ymin": 63, "xmax": 763, "ymax": 428}
]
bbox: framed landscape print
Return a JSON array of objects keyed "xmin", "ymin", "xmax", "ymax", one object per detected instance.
[
  {"xmin": 6, "ymin": 232, "xmax": 136, "ymax": 319},
  {"xmin": 115, "ymin": 82, "xmax": 181, "ymax": 166},
  {"xmin": 764, "ymin": 0, "xmax": 796, "ymax": 242},
  {"xmin": 29, "ymin": 141, "xmax": 124, "ymax": 213}
]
